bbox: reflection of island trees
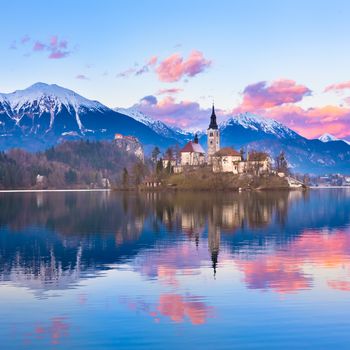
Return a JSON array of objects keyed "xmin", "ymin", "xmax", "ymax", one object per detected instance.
[
  {"xmin": 148, "ymin": 191, "xmax": 299, "ymax": 275},
  {"xmin": 1, "ymin": 189, "xmax": 349, "ymax": 293},
  {"xmin": 0, "ymin": 192, "xmax": 150, "ymax": 292},
  {"xmin": 150, "ymin": 191, "xmax": 294, "ymax": 235}
]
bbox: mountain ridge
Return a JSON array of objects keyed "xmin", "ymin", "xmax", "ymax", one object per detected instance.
[{"xmin": 0, "ymin": 83, "xmax": 349, "ymax": 174}]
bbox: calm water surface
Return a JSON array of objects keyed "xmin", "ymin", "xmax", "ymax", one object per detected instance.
[{"xmin": 0, "ymin": 190, "xmax": 350, "ymax": 349}]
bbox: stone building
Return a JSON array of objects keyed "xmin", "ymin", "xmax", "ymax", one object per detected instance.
[
  {"xmin": 207, "ymin": 104, "xmax": 220, "ymax": 163},
  {"xmin": 158, "ymin": 104, "xmax": 272, "ymax": 175},
  {"xmin": 212, "ymin": 147, "xmax": 242, "ymax": 173},
  {"xmin": 180, "ymin": 134, "xmax": 205, "ymax": 166}
]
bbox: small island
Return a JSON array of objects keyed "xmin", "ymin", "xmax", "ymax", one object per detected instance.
[{"xmin": 139, "ymin": 105, "xmax": 305, "ymax": 191}]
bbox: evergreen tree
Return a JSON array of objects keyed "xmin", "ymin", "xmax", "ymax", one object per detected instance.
[
  {"xmin": 151, "ymin": 147, "xmax": 161, "ymax": 163},
  {"xmin": 156, "ymin": 158, "xmax": 164, "ymax": 174},
  {"xmin": 122, "ymin": 168, "xmax": 129, "ymax": 188},
  {"xmin": 275, "ymin": 151, "xmax": 289, "ymax": 174},
  {"xmin": 65, "ymin": 169, "xmax": 77, "ymax": 184}
]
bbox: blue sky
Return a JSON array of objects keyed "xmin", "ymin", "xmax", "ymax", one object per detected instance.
[{"xmin": 2, "ymin": 0, "xmax": 350, "ymax": 138}]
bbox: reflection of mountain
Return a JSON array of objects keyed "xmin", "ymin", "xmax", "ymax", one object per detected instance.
[{"xmin": 0, "ymin": 190, "xmax": 350, "ymax": 294}]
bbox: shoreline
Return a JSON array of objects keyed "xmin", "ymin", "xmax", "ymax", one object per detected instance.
[
  {"xmin": 309, "ymin": 186, "xmax": 350, "ymax": 189},
  {"xmin": 0, "ymin": 189, "xmax": 111, "ymax": 193}
]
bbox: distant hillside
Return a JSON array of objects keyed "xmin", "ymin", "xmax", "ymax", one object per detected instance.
[{"xmin": 0, "ymin": 140, "xmax": 143, "ymax": 189}]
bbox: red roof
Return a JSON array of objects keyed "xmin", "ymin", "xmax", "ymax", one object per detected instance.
[
  {"xmin": 180, "ymin": 141, "xmax": 205, "ymax": 154},
  {"xmin": 214, "ymin": 147, "xmax": 241, "ymax": 157}
]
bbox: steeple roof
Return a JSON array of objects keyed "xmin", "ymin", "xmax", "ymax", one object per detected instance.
[{"xmin": 208, "ymin": 104, "xmax": 218, "ymax": 130}]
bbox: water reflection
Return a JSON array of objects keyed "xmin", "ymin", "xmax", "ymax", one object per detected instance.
[{"xmin": 0, "ymin": 190, "xmax": 349, "ymax": 295}]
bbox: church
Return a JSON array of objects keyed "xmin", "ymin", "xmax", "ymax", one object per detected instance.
[{"xmin": 171, "ymin": 105, "xmax": 271, "ymax": 175}]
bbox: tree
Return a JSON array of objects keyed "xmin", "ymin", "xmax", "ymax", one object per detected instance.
[
  {"xmin": 166, "ymin": 159, "xmax": 173, "ymax": 174},
  {"xmin": 151, "ymin": 147, "xmax": 161, "ymax": 164},
  {"xmin": 174, "ymin": 144, "xmax": 181, "ymax": 164},
  {"xmin": 165, "ymin": 147, "xmax": 173, "ymax": 160},
  {"xmin": 275, "ymin": 151, "xmax": 289, "ymax": 174},
  {"xmin": 132, "ymin": 161, "xmax": 146, "ymax": 186},
  {"xmin": 122, "ymin": 168, "xmax": 129, "ymax": 188},
  {"xmin": 156, "ymin": 158, "xmax": 164, "ymax": 174},
  {"xmin": 64, "ymin": 169, "xmax": 77, "ymax": 184},
  {"xmin": 240, "ymin": 147, "xmax": 245, "ymax": 161}
]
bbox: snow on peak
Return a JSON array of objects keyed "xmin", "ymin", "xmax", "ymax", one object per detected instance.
[
  {"xmin": 220, "ymin": 112, "xmax": 299, "ymax": 139},
  {"xmin": 115, "ymin": 107, "xmax": 156, "ymax": 126},
  {"xmin": 1, "ymin": 82, "xmax": 106, "ymax": 114},
  {"xmin": 115, "ymin": 107, "xmax": 192, "ymax": 139},
  {"xmin": 319, "ymin": 133, "xmax": 350, "ymax": 145},
  {"xmin": 319, "ymin": 133, "xmax": 338, "ymax": 142}
]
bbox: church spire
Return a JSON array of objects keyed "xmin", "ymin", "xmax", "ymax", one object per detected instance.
[{"xmin": 208, "ymin": 103, "xmax": 218, "ymax": 129}]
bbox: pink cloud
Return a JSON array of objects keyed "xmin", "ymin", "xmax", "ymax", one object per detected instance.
[
  {"xmin": 232, "ymin": 79, "xmax": 350, "ymax": 140},
  {"xmin": 157, "ymin": 88, "xmax": 183, "ymax": 95},
  {"xmin": 257, "ymin": 103, "xmax": 350, "ymax": 140},
  {"xmin": 148, "ymin": 55, "xmax": 158, "ymax": 66},
  {"xmin": 156, "ymin": 50, "xmax": 211, "ymax": 82},
  {"xmin": 50, "ymin": 35, "xmax": 58, "ymax": 46},
  {"xmin": 324, "ymin": 81, "xmax": 350, "ymax": 92},
  {"xmin": 33, "ymin": 41, "xmax": 45, "ymax": 51},
  {"xmin": 75, "ymin": 74, "xmax": 89, "ymax": 80},
  {"xmin": 116, "ymin": 67, "xmax": 136, "ymax": 78},
  {"xmin": 235, "ymin": 79, "xmax": 311, "ymax": 113},
  {"xmin": 21, "ymin": 35, "xmax": 30, "ymax": 44},
  {"xmin": 133, "ymin": 95, "xmax": 213, "ymax": 129},
  {"xmin": 117, "ymin": 56, "xmax": 158, "ymax": 78},
  {"xmin": 30, "ymin": 36, "xmax": 71, "ymax": 59},
  {"xmin": 49, "ymin": 50, "xmax": 69, "ymax": 59}
]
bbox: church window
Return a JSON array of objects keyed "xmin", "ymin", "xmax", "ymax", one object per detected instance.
[
  {"xmin": 210, "ymin": 141, "xmax": 213, "ymax": 144},
  {"xmin": 210, "ymin": 132, "xmax": 213, "ymax": 137}
]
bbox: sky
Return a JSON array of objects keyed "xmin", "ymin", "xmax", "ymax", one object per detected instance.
[{"xmin": 2, "ymin": 0, "xmax": 350, "ymax": 140}]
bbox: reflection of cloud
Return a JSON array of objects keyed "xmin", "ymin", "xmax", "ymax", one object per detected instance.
[
  {"xmin": 24, "ymin": 317, "xmax": 70, "ymax": 346},
  {"xmin": 134, "ymin": 243, "xmax": 206, "ymax": 286},
  {"xmin": 327, "ymin": 280, "xmax": 350, "ymax": 291},
  {"xmin": 157, "ymin": 294, "xmax": 214, "ymax": 325},
  {"xmin": 121, "ymin": 294, "xmax": 214, "ymax": 325},
  {"xmin": 238, "ymin": 257, "xmax": 312, "ymax": 293},
  {"xmin": 236, "ymin": 229, "xmax": 350, "ymax": 294}
]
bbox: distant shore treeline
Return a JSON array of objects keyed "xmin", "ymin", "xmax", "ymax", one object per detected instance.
[{"xmin": 0, "ymin": 140, "xmax": 144, "ymax": 189}]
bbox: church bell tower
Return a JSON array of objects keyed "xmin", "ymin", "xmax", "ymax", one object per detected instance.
[{"xmin": 207, "ymin": 104, "xmax": 220, "ymax": 162}]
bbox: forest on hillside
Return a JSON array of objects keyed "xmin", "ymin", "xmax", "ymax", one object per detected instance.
[{"xmin": 0, "ymin": 140, "xmax": 146, "ymax": 189}]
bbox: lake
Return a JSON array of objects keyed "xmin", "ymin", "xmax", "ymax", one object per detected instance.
[{"xmin": 0, "ymin": 189, "xmax": 350, "ymax": 349}]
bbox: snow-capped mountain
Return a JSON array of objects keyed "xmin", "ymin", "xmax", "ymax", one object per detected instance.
[
  {"xmin": 0, "ymin": 83, "xmax": 181, "ymax": 150},
  {"xmin": 0, "ymin": 83, "xmax": 349, "ymax": 173},
  {"xmin": 206, "ymin": 112, "xmax": 350, "ymax": 174},
  {"xmin": 220, "ymin": 113, "xmax": 301, "ymax": 140},
  {"xmin": 0, "ymin": 82, "xmax": 105, "ymax": 115},
  {"xmin": 319, "ymin": 133, "xmax": 350, "ymax": 146},
  {"xmin": 114, "ymin": 107, "xmax": 193, "ymax": 143}
]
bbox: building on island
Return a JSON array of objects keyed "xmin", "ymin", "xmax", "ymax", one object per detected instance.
[
  {"xmin": 207, "ymin": 104, "xmax": 220, "ymax": 163},
  {"xmin": 245, "ymin": 151, "xmax": 271, "ymax": 175},
  {"xmin": 212, "ymin": 147, "xmax": 242, "ymax": 173},
  {"xmin": 160, "ymin": 104, "xmax": 272, "ymax": 175},
  {"xmin": 180, "ymin": 133, "xmax": 206, "ymax": 166},
  {"xmin": 162, "ymin": 155, "xmax": 177, "ymax": 169}
]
